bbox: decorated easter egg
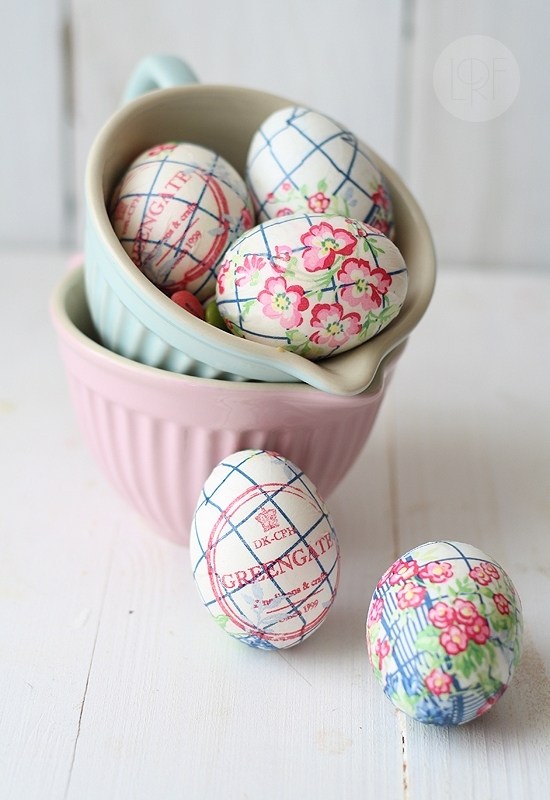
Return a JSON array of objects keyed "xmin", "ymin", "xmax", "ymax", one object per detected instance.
[
  {"xmin": 110, "ymin": 142, "xmax": 254, "ymax": 301},
  {"xmin": 189, "ymin": 450, "xmax": 340, "ymax": 649},
  {"xmin": 246, "ymin": 106, "xmax": 394, "ymax": 237},
  {"xmin": 367, "ymin": 541, "xmax": 523, "ymax": 726},
  {"xmin": 216, "ymin": 214, "xmax": 408, "ymax": 359}
]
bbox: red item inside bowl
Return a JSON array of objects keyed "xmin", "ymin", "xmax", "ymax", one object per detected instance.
[{"xmin": 170, "ymin": 290, "xmax": 205, "ymax": 320}]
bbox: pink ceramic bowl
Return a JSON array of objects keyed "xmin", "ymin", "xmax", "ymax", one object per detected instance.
[{"xmin": 51, "ymin": 267, "xmax": 404, "ymax": 545}]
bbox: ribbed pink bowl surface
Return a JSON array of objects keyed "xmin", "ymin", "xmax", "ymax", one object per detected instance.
[{"xmin": 51, "ymin": 268, "xmax": 403, "ymax": 545}]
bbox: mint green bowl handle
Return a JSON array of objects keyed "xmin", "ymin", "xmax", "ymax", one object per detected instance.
[{"xmin": 121, "ymin": 54, "xmax": 198, "ymax": 105}]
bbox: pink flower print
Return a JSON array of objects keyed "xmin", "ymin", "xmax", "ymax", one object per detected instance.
[
  {"xmin": 235, "ymin": 255, "xmax": 268, "ymax": 287},
  {"xmin": 217, "ymin": 258, "xmax": 231, "ymax": 294},
  {"xmin": 368, "ymin": 597, "xmax": 384, "ymax": 625},
  {"xmin": 257, "ymin": 276, "xmax": 309, "ymax": 329},
  {"xmin": 465, "ymin": 615, "xmax": 491, "ymax": 645},
  {"xmin": 266, "ymin": 192, "xmax": 276, "ymax": 203},
  {"xmin": 363, "ymin": 224, "xmax": 383, "ymax": 235},
  {"xmin": 371, "ymin": 183, "xmax": 390, "ymax": 211},
  {"xmin": 377, "ymin": 563, "xmax": 396, "ymax": 588},
  {"xmin": 493, "ymin": 593, "xmax": 510, "ymax": 615},
  {"xmin": 428, "ymin": 601, "xmax": 456, "ymax": 629},
  {"xmin": 374, "ymin": 638, "xmax": 391, "ymax": 671},
  {"xmin": 418, "ymin": 561, "xmax": 454, "ymax": 584},
  {"xmin": 241, "ymin": 206, "xmax": 254, "ymax": 230},
  {"xmin": 372, "ymin": 217, "xmax": 390, "ymax": 237},
  {"xmin": 476, "ymin": 685, "xmax": 507, "ymax": 716},
  {"xmin": 307, "ymin": 191, "xmax": 330, "ymax": 213},
  {"xmin": 352, "ymin": 220, "xmax": 384, "ymax": 239},
  {"xmin": 276, "ymin": 208, "xmax": 294, "ymax": 217},
  {"xmin": 309, "ymin": 303, "xmax": 361, "ymax": 350},
  {"xmin": 453, "ymin": 598, "xmax": 479, "ymax": 626},
  {"xmin": 469, "ymin": 563, "xmax": 499, "ymax": 586},
  {"xmin": 337, "ymin": 258, "xmax": 392, "ymax": 311},
  {"xmin": 281, "ymin": 181, "xmax": 292, "ymax": 192},
  {"xmin": 425, "ymin": 668, "xmax": 453, "ymax": 696},
  {"xmin": 440, "ymin": 624, "xmax": 469, "ymax": 655},
  {"xmin": 388, "ymin": 558, "xmax": 419, "ymax": 585},
  {"xmin": 484, "ymin": 563, "xmax": 501, "ymax": 580},
  {"xmin": 396, "ymin": 581, "xmax": 426, "ymax": 610},
  {"xmin": 301, "ymin": 222, "xmax": 356, "ymax": 272},
  {"xmin": 274, "ymin": 245, "xmax": 293, "ymax": 263}
]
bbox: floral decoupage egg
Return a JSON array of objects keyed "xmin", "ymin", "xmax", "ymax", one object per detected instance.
[
  {"xmin": 216, "ymin": 213, "xmax": 408, "ymax": 359},
  {"xmin": 110, "ymin": 142, "xmax": 254, "ymax": 301},
  {"xmin": 367, "ymin": 541, "xmax": 523, "ymax": 726},
  {"xmin": 246, "ymin": 106, "xmax": 394, "ymax": 237},
  {"xmin": 189, "ymin": 450, "xmax": 340, "ymax": 649}
]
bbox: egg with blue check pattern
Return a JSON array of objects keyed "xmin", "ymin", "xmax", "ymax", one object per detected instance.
[
  {"xmin": 109, "ymin": 142, "xmax": 254, "ymax": 302},
  {"xmin": 189, "ymin": 450, "xmax": 340, "ymax": 649},
  {"xmin": 246, "ymin": 106, "xmax": 394, "ymax": 239}
]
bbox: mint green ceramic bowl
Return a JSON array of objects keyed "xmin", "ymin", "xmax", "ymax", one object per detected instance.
[{"xmin": 85, "ymin": 60, "xmax": 435, "ymax": 395}]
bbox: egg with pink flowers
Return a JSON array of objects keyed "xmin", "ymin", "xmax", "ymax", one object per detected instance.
[
  {"xmin": 366, "ymin": 541, "xmax": 523, "ymax": 726},
  {"xmin": 216, "ymin": 213, "xmax": 408, "ymax": 360}
]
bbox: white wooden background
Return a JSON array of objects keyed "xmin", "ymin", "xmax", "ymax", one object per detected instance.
[
  {"xmin": 2, "ymin": 2, "xmax": 550, "ymax": 798},
  {"xmin": 1, "ymin": 0, "xmax": 549, "ymax": 269},
  {"xmin": 0, "ymin": 0, "xmax": 68, "ymax": 246},
  {"xmin": 1, "ymin": 253, "xmax": 549, "ymax": 799}
]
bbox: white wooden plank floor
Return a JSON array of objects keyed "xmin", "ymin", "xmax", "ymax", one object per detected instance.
[{"xmin": 1, "ymin": 252, "xmax": 549, "ymax": 799}]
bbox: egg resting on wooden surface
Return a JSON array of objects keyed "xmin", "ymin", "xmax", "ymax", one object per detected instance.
[
  {"xmin": 216, "ymin": 214, "xmax": 408, "ymax": 359},
  {"xmin": 109, "ymin": 142, "xmax": 254, "ymax": 301},
  {"xmin": 367, "ymin": 541, "xmax": 523, "ymax": 726},
  {"xmin": 189, "ymin": 450, "xmax": 340, "ymax": 649},
  {"xmin": 246, "ymin": 106, "xmax": 394, "ymax": 238}
]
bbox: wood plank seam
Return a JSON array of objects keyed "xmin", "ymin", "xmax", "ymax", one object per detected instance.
[{"xmin": 63, "ymin": 522, "xmax": 119, "ymax": 800}]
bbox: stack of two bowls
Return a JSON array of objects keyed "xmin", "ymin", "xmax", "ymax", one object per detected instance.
[{"xmin": 51, "ymin": 64, "xmax": 436, "ymax": 545}]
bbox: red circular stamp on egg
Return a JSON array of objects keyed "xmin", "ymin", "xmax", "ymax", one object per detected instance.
[
  {"xmin": 171, "ymin": 171, "xmax": 231, "ymax": 286},
  {"xmin": 130, "ymin": 170, "xmax": 231, "ymax": 286},
  {"xmin": 205, "ymin": 482, "xmax": 340, "ymax": 645}
]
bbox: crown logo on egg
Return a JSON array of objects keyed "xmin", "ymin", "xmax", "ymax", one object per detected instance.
[{"xmin": 255, "ymin": 507, "xmax": 279, "ymax": 533}]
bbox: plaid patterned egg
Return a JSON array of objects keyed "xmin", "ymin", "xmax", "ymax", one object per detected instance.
[
  {"xmin": 110, "ymin": 142, "xmax": 254, "ymax": 301},
  {"xmin": 246, "ymin": 106, "xmax": 394, "ymax": 238},
  {"xmin": 216, "ymin": 214, "xmax": 408, "ymax": 360},
  {"xmin": 367, "ymin": 541, "xmax": 523, "ymax": 726},
  {"xmin": 190, "ymin": 450, "xmax": 340, "ymax": 650}
]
